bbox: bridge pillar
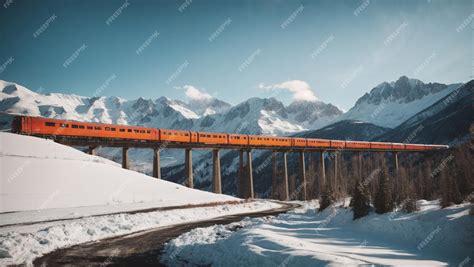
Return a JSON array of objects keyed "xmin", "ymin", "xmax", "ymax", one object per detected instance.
[
  {"xmin": 153, "ymin": 148, "xmax": 161, "ymax": 179},
  {"xmin": 358, "ymin": 152, "xmax": 363, "ymax": 180},
  {"xmin": 282, "ymin": 151, "xmax": 289, "ymax": 201},
  {"xmin": 320, "ymin": 150, "xmax": 326, "ymax": 188},
  {"xmin": 88, "ymin": 146, "xmax": 97, "ymax": 156},
  {"xmin": 212, "ymin": 149, "xmax": 222, "ymax": 194},
  {"xmin": 333, "ymin": 151, "xmax": 338, "ymax": 192},
  {"xmin": 122, "ymin": 147, "xmax": 129, "ymax": 169},
  {"xmin": 185, "ymin": 148, "xmax": 193, "ymax": 188},
  {"xmin": 239, "ymin": 150, "xmax": 245, "ymax": 197},
  {"xmin": 394, "ymin": 152, "xmax": 399, "ymax": 172},
  {"xmin": 271, "ymin": 151, "xmax": 278, "ymax": 200},
  {"xmin": 246, "ymin": 150, "xmax": 254, "ymax": 199},
  {"xmin": 299, "ymin": 151, "xmax": 307, "ymax": 200}
]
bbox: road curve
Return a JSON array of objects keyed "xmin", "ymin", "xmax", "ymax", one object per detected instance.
[{"xmin": 34, "ymin": 201, "xmax": 299, "ymax": 267}]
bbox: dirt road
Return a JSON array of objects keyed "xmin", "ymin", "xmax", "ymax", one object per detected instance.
[{"xmin": 34, "ymin": 201, "xmax": 299, "ymax": 266}]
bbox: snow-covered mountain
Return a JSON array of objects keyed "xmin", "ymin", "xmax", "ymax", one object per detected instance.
[
  {"xmin": 194, "ymin": 98, "xmax": 342, "ymax": 135},
  {"xmin": 287, "ymin": 100, "xmax": 343, "ymax": 129},
  {"xmin": 0, "ymin": 80, "xmax": 342, "ymax": 135},
  {"xmin": 339, "ymin": 76, "xmax": 462, "ymax": 128},
  {"xmin": 377, "ymin": 80, "xmax": 474, "ymax": 145},
  {"xmin": 0, "ymin": 80, "xmax": 198, "ymax": 129},
  {"xmin": 187, "ymin": 97, "xmax": 232, "ymax": 116}
]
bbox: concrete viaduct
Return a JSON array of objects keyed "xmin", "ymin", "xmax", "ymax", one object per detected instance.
[{"xmin": 54, "ymin": 137, "xmax": 405, "ymax": 201}]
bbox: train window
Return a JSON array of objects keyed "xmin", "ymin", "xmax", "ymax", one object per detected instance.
[
  {"xmin": 134, "ymin": 129, "xmax": 139, "ymax": 133},
  {"xmin": 60, "ymin": 123, "xmax": 68, "ymax": 128},
  {"xmin": 105, "ymin": 127, "xmax": 110, "ymax": 131},
  {"xmin": 147, "ymin": 130, "xmax": 151, "ymax": 134},
  {"xmin": 95, "ymin": 127, "xmax": 102, "ymax": 130},
  {"xmin": 45, "ymin": 122, "xmax": 55, "ymax": 127},
  {"xmin": 128, "ymin": 129, "xmax": 132, "ymax": 132},
  {"xmin": 207, "ymin": 135, "xmax": 211, "ymax": 137},
  {"xmin": 140, "ymin": 130, "xmax": 145, "ymax": 133},
  {"xmin": 111, "ymin": 128, "xmax": 116, "ymax": 131},
  {"xmin": 79, "ymin": 125, "xmax": 85, "ymax": 129},
  {"xmin": 72, "ymin": 125, "xmax": 79, "ymax": 128},
  {"xmin": 119, "ymin": 129, "xmax": 125, "ymax": 132},
  {"xmin": 184, "ymin": 133, "xmax": 189, "ymax": 136},
  {"xmin": 87, "ymin": 126, "xmax": 93, "ymax": 130}
]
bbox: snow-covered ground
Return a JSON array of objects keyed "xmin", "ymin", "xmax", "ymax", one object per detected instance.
[
  {"xmin": 0, "ymin": 132, "xmax": 284, "ymax": 265},
  {"xmin": 162, "ymin": 200, "xmax": 474, "ymax": 266},
  {"xmin": 0, "ymin": 200, "xmax": 280, "ymax": 265},
  {"xmin": 0, "ymin": 132, "xmax": 237, "ymax": 214}
]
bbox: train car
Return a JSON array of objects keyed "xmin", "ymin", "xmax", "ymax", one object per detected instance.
[
  {"xmin": 228, "ymin": 134, "xmax": 249, "ymax": 146},
  {"xmin": 330, "ymin": 140, "xmax": 346, "ymax": 149},
  {"xmin": 370, "ymin": 142, "xmax": 392, "ymax": 150},
  {"xmin": 270, "ymin": 136, "xmax": 292, "ymax": 147},
  {"xmin": 248, "ymin": 135, "xmax": 292, "ymax": 147},
  {"xmin": 391, "ymin": 143, "xmax": 405, "ymax": 150},
  {"xmin": 404, "ymin": 144, "xmax": 428, "ymax": 151},
  {"xmin": 292, "ymin": 138, "xmax": 307, "ymax": 147},
  {"xmin": 197, "ymin": 131, "xmax": 228, "ymax": 145},
  {"xmin": 12, "ymin": 115, "xmax": 158, "ymax": 141},
  {"xmin": 306, "ymin": 138, "xmax": 331, "ymax": 148},
  {"xmin": 160, "ymin": 129, "xmax": 191, "ymax": 143},
  {"xmin": 345, "ymin": 141, "xmax": 371, "ymax": 150}
]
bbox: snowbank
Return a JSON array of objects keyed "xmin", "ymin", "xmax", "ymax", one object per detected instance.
[
  {"xmin": 162, "ymin": 200, "xmax": 474, "ymax": 266},
  {"xmin": 0, "ymin": 132, "xmax": 237, "ymax": 214}
]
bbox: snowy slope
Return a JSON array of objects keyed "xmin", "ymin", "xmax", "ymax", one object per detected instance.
[
  {"xmin": 162, "ymin": 200, "xmax": 474, "ymax": 266},
  {"xmin": 0, "ymin": 133, "xmax": 284, "ymax": 266},
  {"xmin": 0, "ymin": 132, "xmax": 237, "ymax": 213},
  {"xmin": 339, "ymin": 76, "xmax": 463, "ymax": 128}
]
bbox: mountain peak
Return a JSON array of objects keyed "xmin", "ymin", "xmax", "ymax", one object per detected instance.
[{"xmin": 340, "ymin": 76, "xmax": 462, "ymax": 128}]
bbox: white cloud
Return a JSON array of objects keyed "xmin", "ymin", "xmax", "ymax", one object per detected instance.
[
  {"xmin": 259, "ymin": 80, "xmax": 318, "ymax": 102},
  {"xmin": 183, "ymin": 85, "xmax": 212, "ymax": 101}
]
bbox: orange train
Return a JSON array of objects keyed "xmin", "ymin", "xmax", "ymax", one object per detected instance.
[{"xmin": 12, "ymin": 115, "xmax": 448, "ymax": 151}]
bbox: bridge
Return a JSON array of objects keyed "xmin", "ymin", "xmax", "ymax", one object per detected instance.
[{"xmin": 12, "ymin": 115, "xmax": 448, "ymax": 201}]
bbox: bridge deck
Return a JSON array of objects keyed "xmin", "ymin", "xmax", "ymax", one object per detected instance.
[{"xmin": 47, "ymin": 135, "xmax": 423, "ymax": 152}]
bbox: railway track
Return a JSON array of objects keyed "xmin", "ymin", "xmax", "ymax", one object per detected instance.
[{"xmin": 33, "ymin": 201, "xmax": 300, "ymax": 266}]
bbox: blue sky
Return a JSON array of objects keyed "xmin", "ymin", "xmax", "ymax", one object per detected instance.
[{"xmin": 0, "ymin": 0, "xmax": 471, "ymax": 110}]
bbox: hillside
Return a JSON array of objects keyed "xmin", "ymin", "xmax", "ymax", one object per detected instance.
[
  {"xmin": 297, "ymin": 120, "xmax": 390, "ymax": 141},
  {"xmin": 0, "ymin": 132, "xmax": 237, "ymax": 214},
  {"xmin": 376, "ymin": 80, "xmax": 474, "ymax": 145}
]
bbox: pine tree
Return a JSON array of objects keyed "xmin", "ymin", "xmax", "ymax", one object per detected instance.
[
  {"xmin": 402, "ymin": 198, "xmax": 418, "ymax": 213},
  {"xmin": 374, "ymin": 168, "xmax": 394, "ymax": 214},
  {"xmin": 319, "ymin": 183, "xmax": 335, "ymax": 212},
  {"xmin": 352, "ymin": 181, "xmax": 371, "ymax": 220}
]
